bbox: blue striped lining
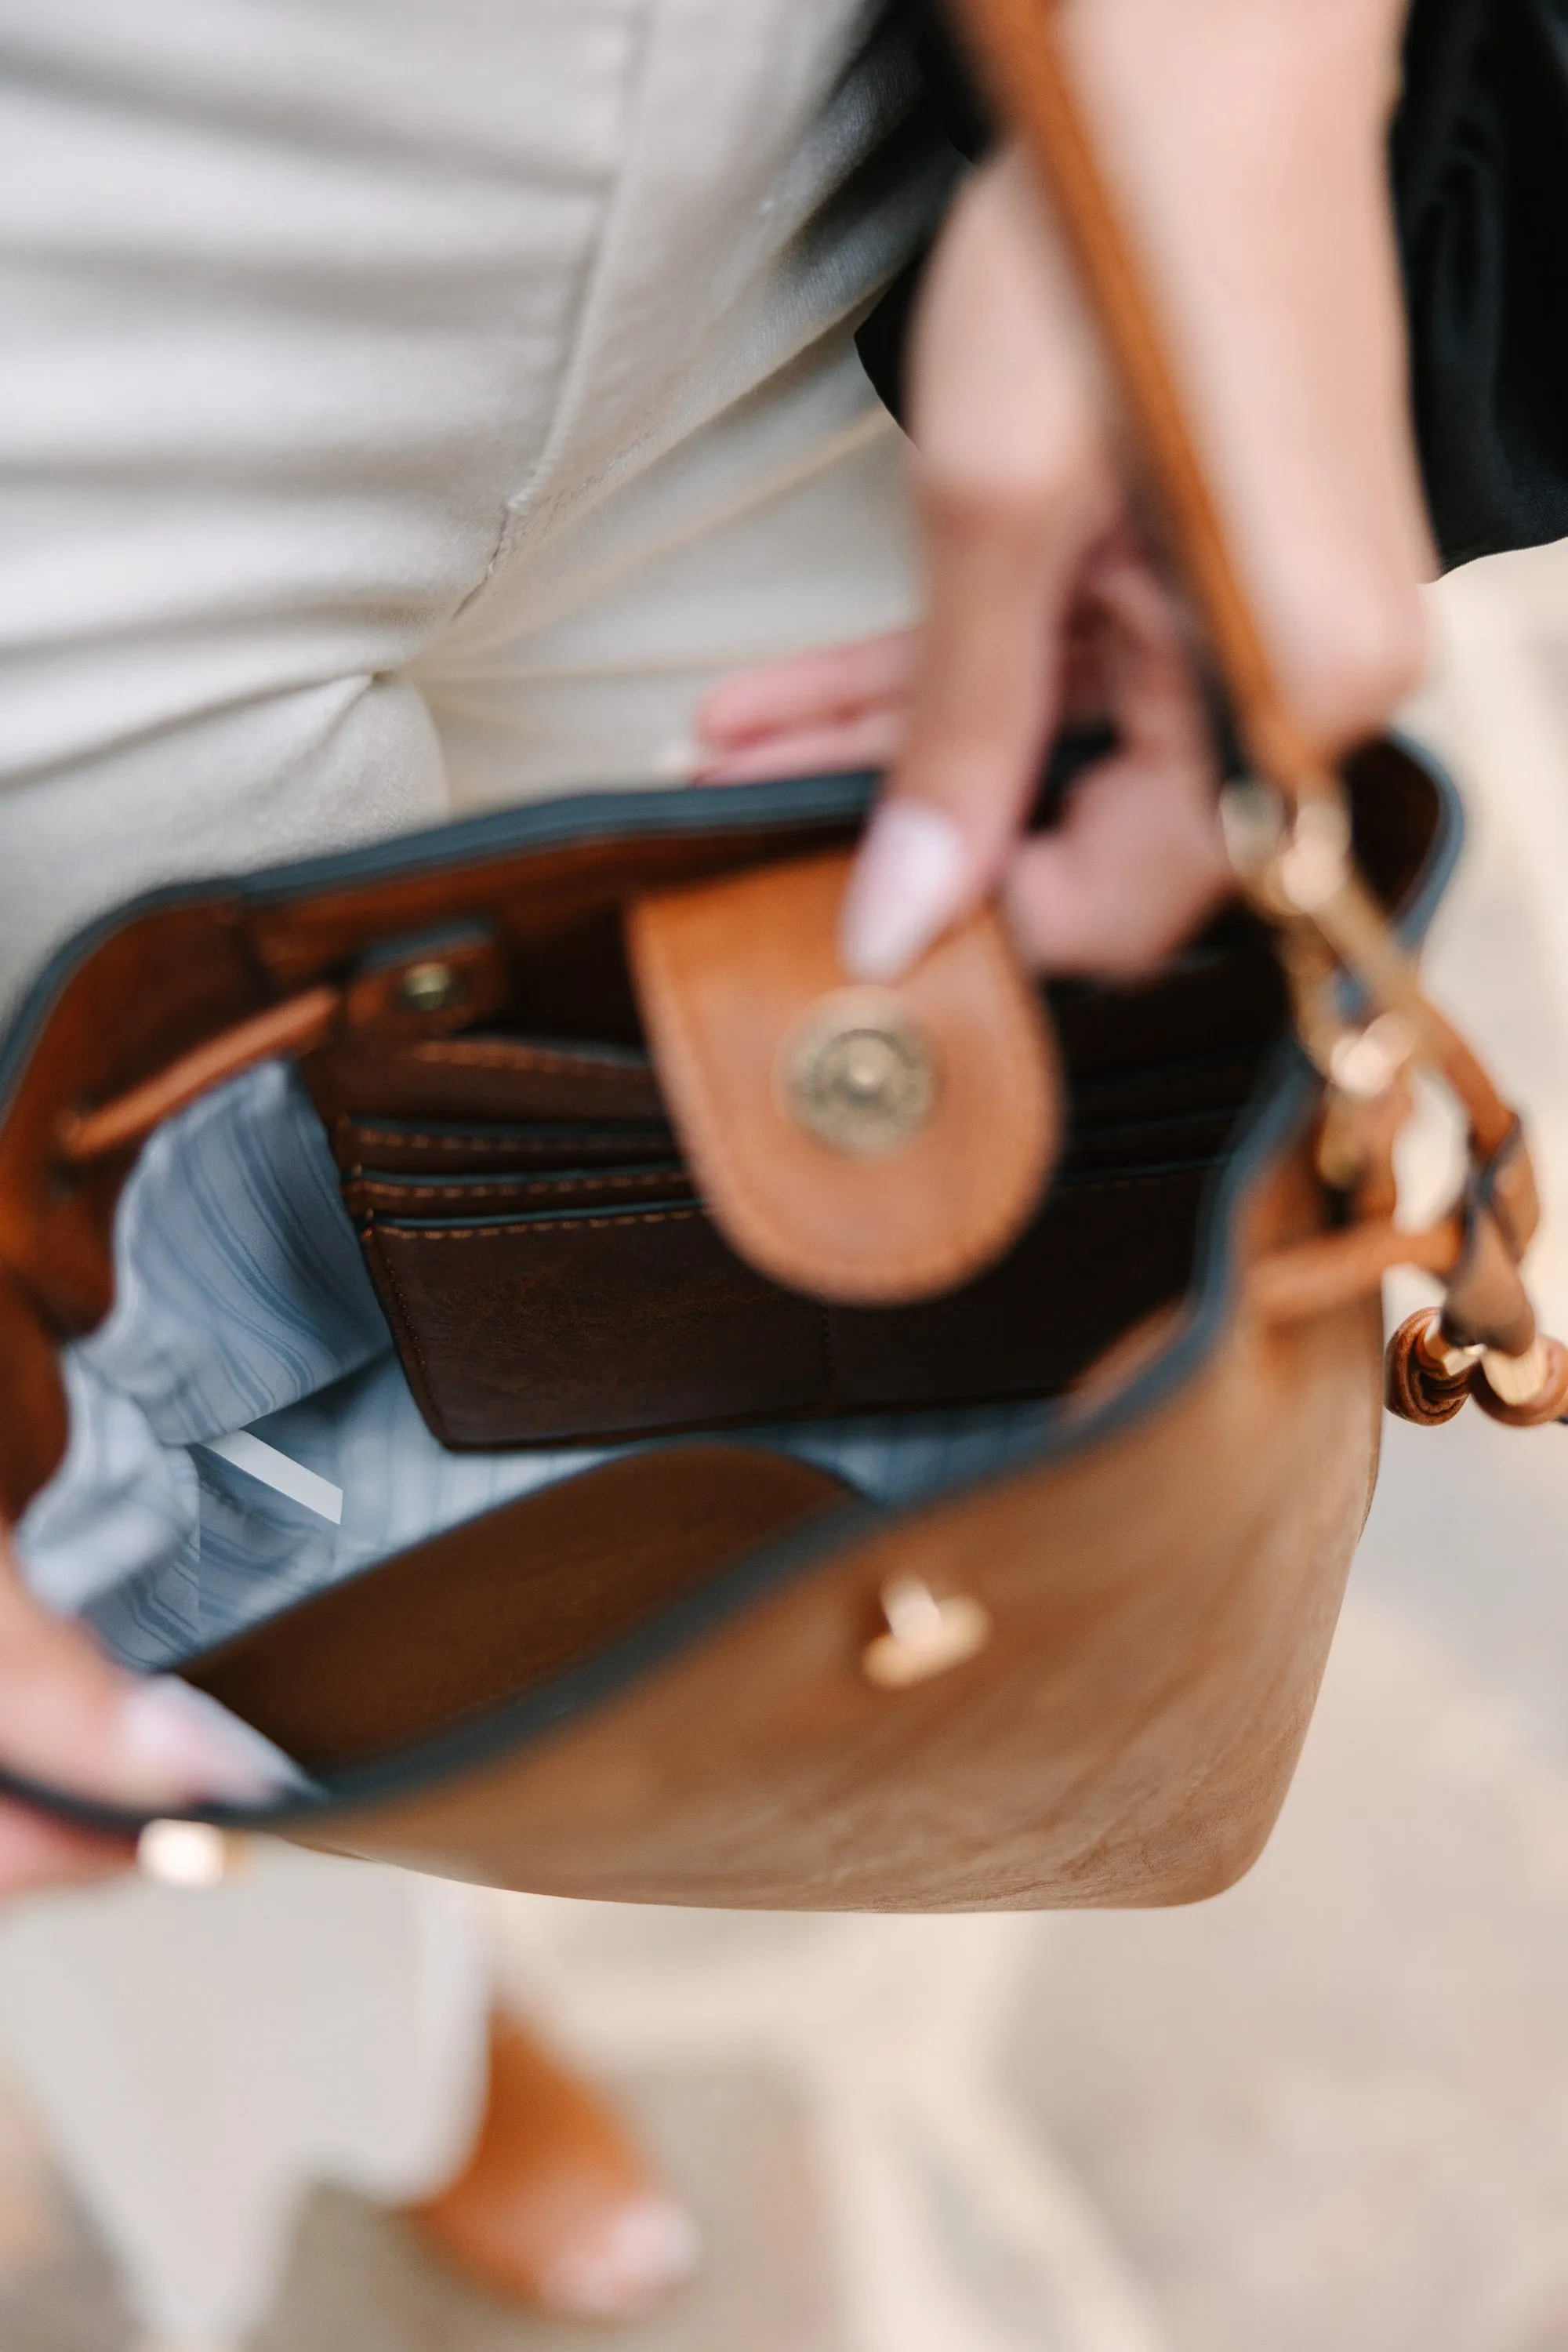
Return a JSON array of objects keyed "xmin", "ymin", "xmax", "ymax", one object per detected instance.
[{"xmin": 16, "ymin": 1061, "xmax": 1054, "ymax": 1671}]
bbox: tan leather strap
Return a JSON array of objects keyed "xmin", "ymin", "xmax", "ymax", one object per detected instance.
[
  {"xmin": 1249, "ymin": 1217, "xmax": 1463, "ymax": 1330},
  {"xmin": 946, "ymin": 0, "xmax": 1560, "ymax": 1415},
  {"xmin": 55, "ymin": 925, "xmax": 515, "ymax": 1169},
  {"xmin": 57, "ymin": 986, "xmax": 340, "ymax": 1165},
  {"xmin": 949, "ymin": 0, "xmax": 1327, "ymax": 810}
]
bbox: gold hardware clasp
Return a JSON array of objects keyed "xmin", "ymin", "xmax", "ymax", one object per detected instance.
[
  {"xmin": 1219, "ymin": 777, "xmax": 1352, "ymax": 917},
  {"xmin": 862, "ymin": 1575, "xmax": 991, "ymax": 1690}
]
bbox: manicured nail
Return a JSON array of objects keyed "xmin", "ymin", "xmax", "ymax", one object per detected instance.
[
  {"xmin": 117, "ymin": 1677, "xmax": 308, "ymax": 1804},
  {"xmin": 653, "ymin": 735, "xmax": 698, "ymax": 781},
  {"xmin": 840, "ymin": 800, "xmax": 969, "ymax": 980},
  {"xmin": 539, "ymin": 2194, "xmax": 702, "ymax": 2320}
]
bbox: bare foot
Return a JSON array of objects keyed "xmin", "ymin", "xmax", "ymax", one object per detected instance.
[{"xmin": 405, "ymin": 2012, "xmax": 700, "ymax": 2321}]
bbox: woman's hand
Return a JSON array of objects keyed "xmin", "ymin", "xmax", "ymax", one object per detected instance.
[
  {"xmin": 695, "ymin": 631, "xmax": 916, "ymax": 788},
  {"xmin": 733, "ymin": 0, "xmax": 1432, "ymax": 985},
  {"xmin": 695, "ymin": 528, "xmax": 1232, "ymax": 976},
  {"xmin": 0, "ymin": 1530, "xmax": 290, "ymax": 1896}
]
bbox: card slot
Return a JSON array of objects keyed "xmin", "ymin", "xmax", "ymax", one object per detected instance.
[
  {"xmin": 346, "ymin": 1163, "xmax": 692, "ymax": 1219},
  {"xmin": 307, "ymin": 1029, "xmax": 665, "ymax": 1132},
  {"xmin": 325, "ymin": 1040, "xmax": 1258, "ymax": 1176},
  {"xmin": 1048, "ymin": 930, "xmax": 1286, "ymax": 1081},
  {"xmin": 357, "ymin": 1162, "xmax": 1214, "ymax": 1450},
  {"xmin": 1065, "ymin": 1047, "xmax": 1263, "ymax": 1128},
  {"xmin": 361, "ymin": 1200, "xmax": 831, "ymax": 1447},
  {"xmin": 829, "ymin": 1166, "xmax": 1210, "ymax": 1410},
  {"xmin": 365, "ymin": 1150, "xmax": 1225, "ymax": 1236},
  {"xmin": 333, "ymin": 1113, "xmax": 677, "ymax": 1178},
  {"xmin": 1058, "ymin": 1106, "xmax": 1240, "ymax": 1178}
]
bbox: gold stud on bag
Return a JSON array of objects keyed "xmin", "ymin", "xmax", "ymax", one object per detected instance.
[
  {"xmin": 862, "ymin": 1577, "xmax": 993, "ymax": 1691},
  {"xmin": 779, "ymin": 988, "xmax": 938, "ymax": 1158},
  {"xmin": 0, "ymin": 0, "xmax": 1558, "ymax": 1913}
]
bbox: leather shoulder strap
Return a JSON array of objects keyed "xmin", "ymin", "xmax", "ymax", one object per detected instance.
[{"xmin": 946, "ymin": 0, "xmax": 1567, "ymax": 1421}]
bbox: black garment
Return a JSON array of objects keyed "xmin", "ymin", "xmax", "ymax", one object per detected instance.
[
  {"xmin": 858, "ymin": 0, "xmax": 1568, "ymax": 572},
  {"xmin": 853, "ymin": 4, "xmax": 985, "ymax": 440},
  {"xmin": 1397, "ymin": 0, "xmax": 1568, "ymax": 565}
]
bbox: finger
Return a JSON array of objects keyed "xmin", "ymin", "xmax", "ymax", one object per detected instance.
[
  {"xmin": 1006, "ymin": 551, "xmax": 1231, "ymax": 976},
  {"xmin": 1004, "ymin": 754, "xmax": 1230, "ymax": 976},
  {"xmin": 0, "ymin": 1799, "xmax": 130, "ymax": 1896},
  {"xmin": 1080, "ymin": 539, "xmax": 1209, "ymax": 767},
  {"xmin": 0, "ymin": 1534, "xmax": 298, "ymax": 1843},
  {"xmin": 0, "ymin": 1563, "xmax": 142, "ymax": 1889},
  {"xmin": 692, "ymin": 708, "xmax": 907, "ymax": 786},
  {"xmin": 840, "ymin": 155, "xmax": 1120, "ymax": 982},
  {"xmin": 695, "ymin": 634, "xmax": 916, "ymax": 753}
]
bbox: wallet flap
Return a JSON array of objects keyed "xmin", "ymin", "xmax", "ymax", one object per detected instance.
[{"xmin": 626, "ymin": 849, "xmax": 1060, "ymax": 1305}]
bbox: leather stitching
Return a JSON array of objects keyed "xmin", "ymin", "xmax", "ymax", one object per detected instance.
[
  {"xmin": 347, "ymin": 1127, "xmax": 662, "ymax": 1154},
  {"xmin": 368, "ymin": 1164, "xmax": 1196, "ymax": 1231},
  {"xmin": 381, "ymin": 1210, "xmax": 704, "ymax": 1242},
  {"xmin": 405, "ymin": 1043, "xmax": 650, "ymax": 1080},
  {"xmin": 355, "ymin": 1171, "xmax": 688, "ymax": 1205}
]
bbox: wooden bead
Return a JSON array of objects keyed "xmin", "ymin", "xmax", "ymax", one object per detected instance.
[
  {"xmin": 1384, "ymin": 1309, "xmax": 1472, "ymax": 1426},
  {"xmin": 1472, "ymin": 1334, "xmax": 1568, "ymax": 1428}
]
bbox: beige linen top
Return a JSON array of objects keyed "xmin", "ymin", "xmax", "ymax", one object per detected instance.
[{"xmin": 0, "ymin": 0, "xmax": 955, "ymax": 1004}]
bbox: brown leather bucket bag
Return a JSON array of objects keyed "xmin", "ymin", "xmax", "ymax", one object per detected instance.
[{"xmin": 0, "ymin": 0, "xmax": 1559, "ymax": 1908}]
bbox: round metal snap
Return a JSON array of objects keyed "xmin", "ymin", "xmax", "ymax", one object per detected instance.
[
  {"xmin": 397, "ymin": 959, "xmax": 463, "ymax": 1016},
  {"xmin": 779, "ymin": 988, "xmax": 936, "ymax": 1158}
]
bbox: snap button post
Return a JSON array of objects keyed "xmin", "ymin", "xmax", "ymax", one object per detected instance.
[
  {"xmin": 344, "ymin": 920, "xmax": 506, "ymax": 1037},
  {"xmin": 779, "ymin": 987, "xmax": 936, "ymax": 1159},
  {"xmin": 397, "ymin": 959, "xmax": 463, "ymax": 1017}
]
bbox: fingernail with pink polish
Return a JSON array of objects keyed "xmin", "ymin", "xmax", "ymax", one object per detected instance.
[
  {"xmin": 839, "ymin": 800, "xmax": 969, "ymax": 981},
  {"xmin": 117, "ymin": 1677, "xmax": 309, "ymax": 1804},
  {"xmin": 539, "ymin": 2194, "xmax": 702, "ymax": 2320}
]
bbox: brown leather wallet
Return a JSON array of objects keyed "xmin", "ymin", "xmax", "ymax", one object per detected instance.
[{"xmin": 318, "ymin": 909, "xmax": 1272, "ymax": 1450}]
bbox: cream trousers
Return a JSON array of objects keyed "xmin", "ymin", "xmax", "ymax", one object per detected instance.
[{"xmin": 0, "ymin": 1, "xmax": 945, "ymax": 2339}]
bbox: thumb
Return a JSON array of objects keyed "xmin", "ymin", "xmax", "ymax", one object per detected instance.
[
  {"xmin": 0, "ymin": 1530, "xmax": 296, "ymax": 1826},
  {"xmin": 1004, "ymin": 550, "xmax": 1230, "ymax": 977},
  {"xmin": 837, "ymin": 150, "xmax": 1118, "ymax": 983}
]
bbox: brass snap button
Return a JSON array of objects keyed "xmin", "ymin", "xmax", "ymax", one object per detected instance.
[{"xmin": 779, "ymin": 988, "xmax": 936, "ymax": 1158}]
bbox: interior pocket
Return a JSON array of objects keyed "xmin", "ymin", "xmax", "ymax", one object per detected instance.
[
  {"xmin": 361, "ymin": 1196, "xmax": 833, "ymax": 1447},
  {"xmin": 355, "ymin": 1160, "xmax": 1218, "ymax": 1450},
  {"xmin": 319, "ymin": 933, "xmax": 1283, "ymax": 1454},
  {"xmin": 183, "ymin": 1446, "xmax": 855, "ymax": 1770},
  {"xmin": 1059, "ymin": 1101, "xmax": 1244, "ymax": 1179},
  {"xmin": 333, "ymin": 1115, "xmax": 677, "ymax": 1177},
  {"xmin": 829, "ymin": 1164, "xmax": 1212, "ymax": 1410},
  {"xmin": 307, "ymin": 1031, "xmax": 665, "ymax": 1128},
  {"xmin": 344, "ymin": 1163, "xmax": 691, "ymax": 1220}
]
